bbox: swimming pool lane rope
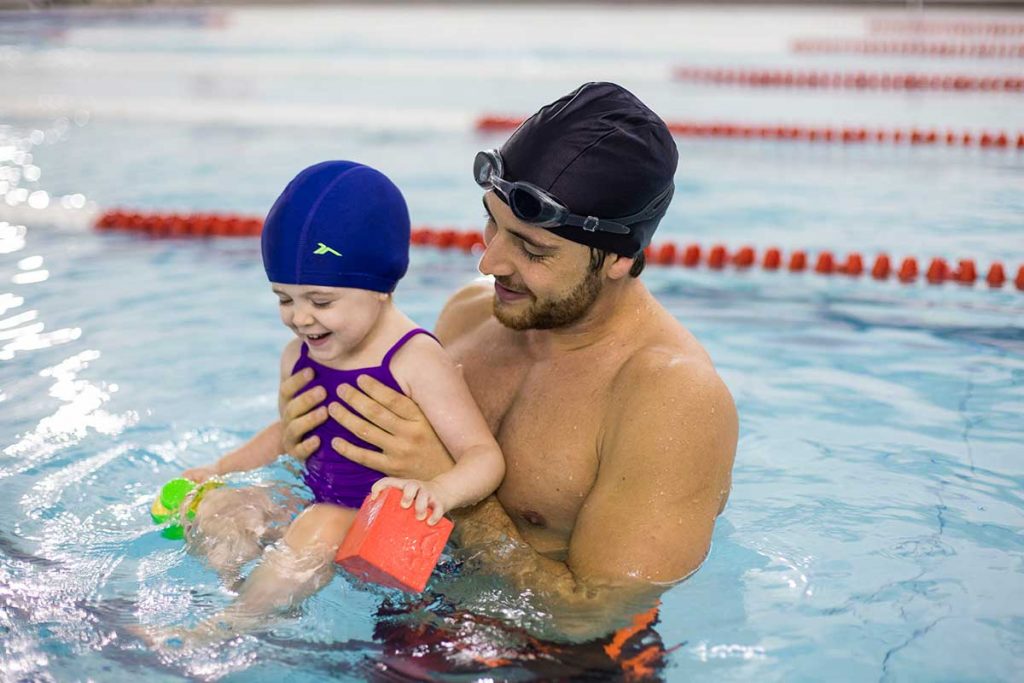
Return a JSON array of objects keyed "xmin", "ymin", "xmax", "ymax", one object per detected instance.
[
  {"xmin": 790, "ymin": 38, "xmax": 1024, "ymax": 59},
  {"xmin": 476, "ymin": 116, "xmax": 1024, "ymax": 150},
  {"xmin": 672, "ymin": 67, "xmax": 1024, "ymax": 93},
  {"xmin": 94, "ymin": 210, "xmax": 1024, "ymax": 293},
  {"xmin": 867, "ymin": 18, "xmax": 1024, "ymax": 37}
]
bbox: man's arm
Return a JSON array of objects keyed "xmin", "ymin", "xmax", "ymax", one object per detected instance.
[{"xmin": 452, "ymin": 351, "xmax": 738, "ymax": 641}]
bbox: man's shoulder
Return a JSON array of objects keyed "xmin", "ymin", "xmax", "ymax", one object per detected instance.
[
  {"xmin": 608, "ymin": 332, "xmax": 736, "ymax": 439},
  {"xmin": 434, "ymin": 278, "xmax": 495, "ymax": 345},
  {"xmin": 602, "ymin": 333, "xmax": 737, "ymax": 511}
]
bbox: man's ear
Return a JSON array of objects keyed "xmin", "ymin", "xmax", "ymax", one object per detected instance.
[{"xmin": 606, "ymin": 253, "xmax": 635, "ymax": 281}]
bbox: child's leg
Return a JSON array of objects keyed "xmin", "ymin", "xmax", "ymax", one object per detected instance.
[
  {"xmin": 233, "ymin": 503, "xmax": 356, "ymax": 614},
  {"xmin": 186, "ymin": 485, "xmax": 296, "ymax": 582},
  {"xmin": 182, "ymin": 503, "xmax": 356, "ymax": 642}
]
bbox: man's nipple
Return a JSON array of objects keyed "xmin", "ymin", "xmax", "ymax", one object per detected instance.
[{"xmin": 520, "ymin": 510, "xmax": 547, "ymax": 527}]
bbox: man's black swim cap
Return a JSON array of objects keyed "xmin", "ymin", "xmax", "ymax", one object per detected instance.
[{"xmin": 499, "ymin": 82, "xmax": 678, "ymax": 257}]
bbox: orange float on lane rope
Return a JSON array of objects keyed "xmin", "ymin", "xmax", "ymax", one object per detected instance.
[
  {"xmin": 926, "ymin": 257, "xmax": 949, "ymax": 284},
  {"xmin": 789, "ymin": 251, "xmax": 807, "ymax": 272},
  {"xmin": 986, "ymin": 262, "xmax": 1006, "ymax": 287},
  {"xmin": 954, "ymin": 259, "xmax": 977, "ymax": 284},
  {"xmin": 841, "ymin": 253, "xmax": 864, "ymax": 276},
  {"xmin": 872, "ymin": 254, "xmax": 892, "ymax": 279},
  {"xmin": 898, "ymin": 257, "xmax": 919, "ymax": 283},
  {"xmin": 682, "ymin": 244, "xmax": 702, "ymax": 267},
  {"xmin": 733, "ymin": 246, "xmax": 756, "ymax": 268},
  {"xmin": 815, "ymin": 251, "xmax": 835, "ymax": 274},
  {"xmin": 708, "ymin": 244, "xmax": 728, "ymax": 269}
]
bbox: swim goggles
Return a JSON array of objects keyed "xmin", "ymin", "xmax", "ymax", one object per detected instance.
[{"xmin": 474, "ymin": 149, "xmax": 674, "ymax": 236}]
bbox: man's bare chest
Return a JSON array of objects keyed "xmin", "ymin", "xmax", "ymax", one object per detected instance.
[{"xmin": 451, "ymin": 330, "xmax": 619, "ymax": 547}]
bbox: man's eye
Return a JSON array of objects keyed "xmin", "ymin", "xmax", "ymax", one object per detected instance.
[
  {"xmin": 312, "ymin": 301, "xmax": 332, "ymax": 308},
  {"xmin": 278, "ymin": 299, "xmax": 292, "ymax": 306},
  {"xmin": 521, "ymin": 244, "xmax": 547, "ymax": 262}
]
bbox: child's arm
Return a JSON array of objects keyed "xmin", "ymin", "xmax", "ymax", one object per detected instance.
[
  {"xmin": 182, "ymin": 421, "xmax": 284, "ymax": 482},
  {"xmin": 370, "ymin": 335, "xmax": 504, "ymax": 523},
  {"xmin": 182, "ymin": 340, "xmax": 303, "ymax": 482}
]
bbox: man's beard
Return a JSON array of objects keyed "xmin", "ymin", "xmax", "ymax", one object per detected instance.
[{"xmin": 493, "ymin": 267, "xmax": 603, "ymax": 331}]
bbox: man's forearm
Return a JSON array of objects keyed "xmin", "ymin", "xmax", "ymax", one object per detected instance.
[{"xmin": 450, "ymin": 497, "xmax": 661, "ymax": 642}]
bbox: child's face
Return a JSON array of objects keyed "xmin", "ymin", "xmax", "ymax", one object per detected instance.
[{"xmin": 271, "ymin": 283, "xmax": 388, "ymax": 363}]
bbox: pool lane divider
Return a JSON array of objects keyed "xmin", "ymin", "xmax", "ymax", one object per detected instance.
[
  {"xmin": 94, "ymin": 210, "xmax": 1024, "ymax": 292},
  {"xmin": 867, "ymin": 18, "xmax": 1024, "ymax": 37},
  {"xmin": 672, "ymin": 67, "xmax": 1024, "ymax": 93},
  {"xmin": 476, "ymin": 116, "xmax": 1024, "ymax": 150},
  {"xmin": 790, "ymin": 38, "xmax": 1024, "ymax": 59}
]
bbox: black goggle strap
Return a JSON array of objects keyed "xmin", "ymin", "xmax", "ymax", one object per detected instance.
[
  {"xmin": 560, "ymin": 213, "xmax": 631, "ymax": 235},
  {"xmin": 560, "ymin": 183, "xmax": 674, "ymax": 236},
  {"xmin": 608, "ymin": 183, "xmax": 675, "ymax": 226},
  {"xmin": 477, "ymin": 149, "xmax": 674, "ymax": 236}
]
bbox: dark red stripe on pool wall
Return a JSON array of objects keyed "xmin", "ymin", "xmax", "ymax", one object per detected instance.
[
  {"xmin": 791, "ymin": 38, "xmax": 1024, "ymax": 59},
  {"xmin": 672, "ymin": 67, "xmax": 1024, "ymax": 93},
  {"xmin": 93, "ymin": 211, "xmax": 1024, "ymax": 293},
  {"xmin": 477, "ymin": 116, "xmax": 1024, "ymax": 150}
]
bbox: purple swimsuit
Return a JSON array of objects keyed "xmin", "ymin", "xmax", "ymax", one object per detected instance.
[{"xmin": 293, "ymin": 328, "xmax": 438, "ymax": 508}]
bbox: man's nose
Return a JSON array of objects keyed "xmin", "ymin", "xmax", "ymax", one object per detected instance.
[{"xmin": 477, "ymin": 233, "xmax": 513, "ymax": 278}]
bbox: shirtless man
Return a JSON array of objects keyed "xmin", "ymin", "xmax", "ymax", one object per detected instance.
[{"xmin": 276, "ymin": 82, "xmax": 738, "ymax": 642}]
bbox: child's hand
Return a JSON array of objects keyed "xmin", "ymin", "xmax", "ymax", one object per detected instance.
[
  {"xmin": 181, "ymin": 465, "xmax": 219, "ymax": 484},
  {"xmin": 370, "ymin": 477, "xmax": 453, "ymax": 525}
]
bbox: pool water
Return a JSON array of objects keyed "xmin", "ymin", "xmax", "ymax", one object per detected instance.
[{"xmin": 1, "ymin": 5, "xmax": 1023, "ymax": 682}]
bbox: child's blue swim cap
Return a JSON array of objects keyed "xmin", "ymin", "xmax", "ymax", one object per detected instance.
[{"xmin": 262, "ymin": 161, "xmax": 410, "ymax": 293}]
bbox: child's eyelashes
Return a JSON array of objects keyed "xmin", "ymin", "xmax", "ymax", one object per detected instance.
[{"xmin": 276, "ymin": 299, "xmax": 333, "ymax": 308}]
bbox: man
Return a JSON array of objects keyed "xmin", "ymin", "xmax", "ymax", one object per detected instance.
[{"xmin": 278, "ymin": 83, "xmax": 737, "ymax": 647}]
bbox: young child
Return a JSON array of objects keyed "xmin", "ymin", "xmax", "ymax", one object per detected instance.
[{"xmin": 173, "ymin": 160, "xmax": 504, "ymax": 637}]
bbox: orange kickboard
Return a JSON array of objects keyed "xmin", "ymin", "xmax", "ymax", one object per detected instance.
[{"xmin": 335, "ymin": 487, "xmax": 453, "ymax": 593}]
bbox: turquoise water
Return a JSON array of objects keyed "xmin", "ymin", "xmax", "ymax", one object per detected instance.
[{"xmin": 2, "ymin": 6, "xmax": 1023, "ymax": 682}]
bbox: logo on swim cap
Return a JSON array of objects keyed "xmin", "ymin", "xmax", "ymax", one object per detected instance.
[{"xmin": 313, "ymin": 242, "xmax": 342, "ymax": 257}]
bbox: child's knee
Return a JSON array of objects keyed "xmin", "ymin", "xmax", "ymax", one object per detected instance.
[
  {"xmin": 283, "ymin": 503, "xmax": 356, "ymax": 553},
  {"xmin": 187, "ymin": 486, "xmax": 286, "ymax": 570},
  {"xmin": 193, "ymin": 487, "xmax": 274, "ymax": 532}
]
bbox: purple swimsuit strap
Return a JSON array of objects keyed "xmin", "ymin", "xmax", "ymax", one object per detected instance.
[
  {"xmin": 381, "ymin": 328, "xmax": 440, "ymax": 368},
  {"xmin": 295, "ymin": 328, "xmax": 439, "ymax": 371}
]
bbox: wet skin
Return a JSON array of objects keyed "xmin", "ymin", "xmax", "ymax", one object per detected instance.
[{"xmin": 279, "ymin": 194, "xmax": 738, "ymax": 640}]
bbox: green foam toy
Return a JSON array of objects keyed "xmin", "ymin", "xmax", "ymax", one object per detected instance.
[{"xmin": 150, "ymin": 477, "xmax": 223, "ymax": 540}]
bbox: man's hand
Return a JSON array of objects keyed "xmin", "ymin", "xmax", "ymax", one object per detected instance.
[
  {"xmin": 279, "ymin": 367, "xmax": 328, "ymax": 462},
  {"xmin": 327, "ymin": 374, "xmax": 455, "ymax": 481}
]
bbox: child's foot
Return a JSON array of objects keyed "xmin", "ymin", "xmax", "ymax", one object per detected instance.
[{"xmin": 129, "ymin": 623, "xmax": 190, "ymax": 650}]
